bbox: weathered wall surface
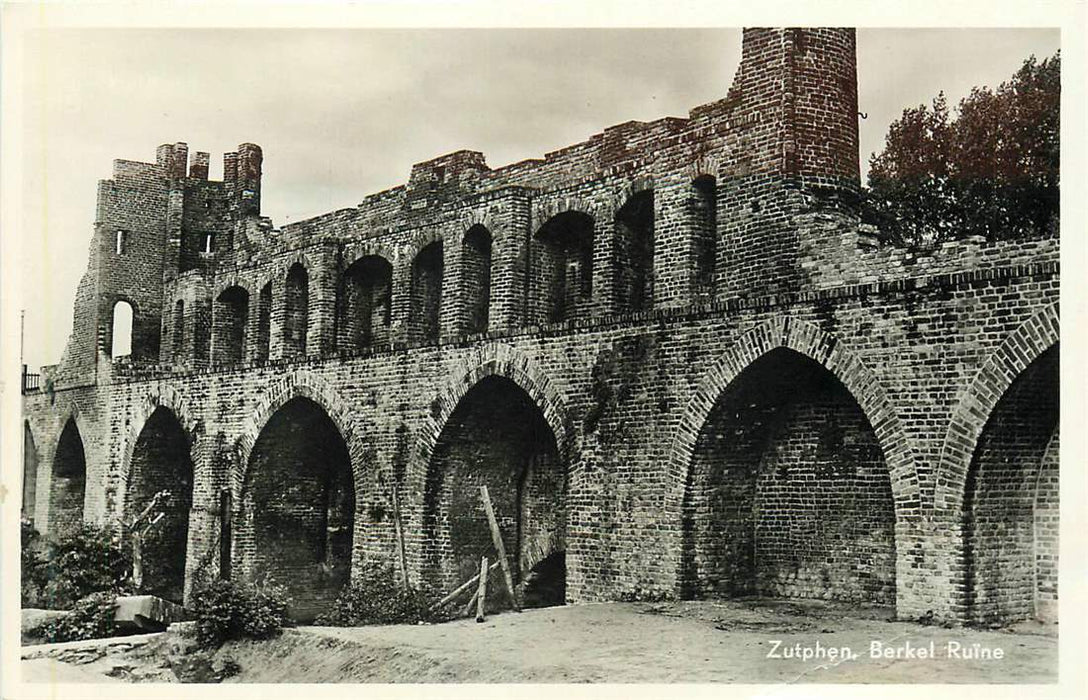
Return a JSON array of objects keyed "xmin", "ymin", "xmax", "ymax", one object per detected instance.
[{"xmin": 21, "ymin": 27, "xmax": 1060, "ymax": 625}]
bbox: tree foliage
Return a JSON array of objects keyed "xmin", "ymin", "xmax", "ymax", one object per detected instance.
[{"xmin": 865, "ymin": 52, "xmax": 1059, "ymax": 248}]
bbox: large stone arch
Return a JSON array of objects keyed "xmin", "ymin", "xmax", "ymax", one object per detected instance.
[
  {"xmin": 668, "ymin": 316, "xmax": 921, "ymax": 607},
  {"xmin": 934, "ymin": 302, "xmax": 1060, "ymax": 516},
  {"xmin": 232, "ymin": 369, "xmax": 371, "ymax": 620},
  {"xmin": 407, "ymin": 344, "xmax": 575, "ymax": 503},
  {"xmin": 406, "ymin": 344, "xmax": 575, "ymax": 601},
  {"xmin": 233, "ymin": 368, "xmax": 369, "ymax": 499},
  {"xmin": 44, "ymin": 402, "xmax": 92, "ymax": 539},
  {"xmin": 668, "ymin": 316, "xmax": 920, "ymax": 516},
  {"xmin": 118, "ymin": 384, "xmax": 203, "ymax": 521}
]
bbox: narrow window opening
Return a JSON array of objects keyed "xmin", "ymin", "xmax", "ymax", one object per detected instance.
[
  {"xmin": 203, "ymin": 233, "xmax": 215, "ymax": 254},
  {"xmin": 115, "ymin": 230, "xmax": 127, "ymax": 255},
  {"xmin": 111, "ymin": 300, "xmax": 134, "ymax": 359}
]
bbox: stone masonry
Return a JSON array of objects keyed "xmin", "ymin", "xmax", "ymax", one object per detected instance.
[{"xmin": 21, "ymin": 28, "xmax": 1059, "ymax": 625}]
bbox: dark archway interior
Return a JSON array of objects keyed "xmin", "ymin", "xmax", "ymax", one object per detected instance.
[
  {"xmin": 424, "ymin": 376, "xmax": 566, "ymax": 610},
  {"xmin": 127, "ymin": 407, "xmax": 194, "ymax": 603},
  {"xmin": 691, "ymin": 175, "xmax": 717, "ymax": 301},
  {"xmin": 964, "ymin": 345, "xmax": 1059, "ymax": 625},
  {"xmin": 242, "ymin": 396, "xmax": 355, "ymax": 622},
  {"xmin": 614, "ymin": 190, "xmax": 654, "ymax": 312},
  {"xmin": 284, "ymin": 264, "xmax": 309, "ymax": 358},
  {"xmin": 340, "ymin": 255, "xmax": 392, "ymax": 349},
  {"xmin": 214, "ymin": 286, "xmax": 249, "ymax": 366},
  {"xmin": 534, "ymin": 212, "xmax": 594, "ymax": 324},
  {"xmin": 683, "ymin": 348, "xmax": 897, "ymax": 605},
  {"xmin": 463, "ymin": 226, "xmax": 492, "ymax": 334},
  {"xmin": 409, "ymin": 242, "xmax": 444, "ymax": 344},
  {"xmin": 50, "ymin": 418, "xmax": 87, "ymax": 540}
]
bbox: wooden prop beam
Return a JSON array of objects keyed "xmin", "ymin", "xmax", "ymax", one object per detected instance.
[
  {"xmin": 479, "ymin": 485, "xmax": 520, "ymax": 611},
  {"xmin": 475, "ymin": 556, "xmax": 489, "ymax": 623}
]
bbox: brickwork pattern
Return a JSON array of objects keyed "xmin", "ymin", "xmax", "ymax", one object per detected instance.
[{"xmin": 22, "ymin": 27, "xmax": 1060, "ymax": 626}]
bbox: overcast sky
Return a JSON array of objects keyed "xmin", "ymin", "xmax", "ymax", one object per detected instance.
[{"xmin": 18, "ymin": 27, "xmax": 1060, "ymax": 369}]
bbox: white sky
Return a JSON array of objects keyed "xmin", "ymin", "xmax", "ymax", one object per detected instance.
[{"xmin": 17, "ymin": 27, "xmax": 1061, "ymax": 370}]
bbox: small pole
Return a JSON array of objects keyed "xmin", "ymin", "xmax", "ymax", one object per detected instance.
[
  {"xmin": 132, "ymin": 532, "xmax": 144, "ymax": 590},
  {"xmin": 391, "ymin": 486, "xmax": 410, "ymax": 590},
  {"xmin": 475, "ymin": 556, "xmax": 489, "ymax": 623},
  {"xmin": 479, "ymin": 485, "xmax": 520, "ymax": 611},
  {"xmin": 463, "ymin": 589, "xmax": 479, "ymax": 618},
  {"xmin": 219, "ymin": 489, "xmax": 232, "ymax": 580}
]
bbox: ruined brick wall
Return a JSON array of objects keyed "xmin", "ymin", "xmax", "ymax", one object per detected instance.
[
  {"xmin": 685, "ymin": 350, "xmax": 895, "ymax": 604},
  {"xmin": 21, "ymin": 27, "xmax": 1060, "ymax": 627}
]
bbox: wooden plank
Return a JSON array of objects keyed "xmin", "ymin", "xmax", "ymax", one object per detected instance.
[
  {"xmin": 475, "ymin": 556, "xmax": 489, "ymax": 623},
  {"xmin": 391, "ymin": 486, "xmax": 410, "ymax": 589},
  {"xmin": 428, "ymin": 560, "xmax": 500, "ymax": 612},
  {"xmin": 463, "ymin": 589, "xmax": 479, "ymax": 618},
  {"xmin": 479, "ymin": 485, "xmax": 520, "ymax": 611}
]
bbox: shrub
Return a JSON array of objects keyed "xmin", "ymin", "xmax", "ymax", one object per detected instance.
[
  {"xmin": 37, "ymin": 525, "xmax": 132, "ymax": 610},
  {"xmin": 21, "ymin": 519, "xmax": 49, "ymax": 607},
  {"xmin": 315, "ymin": 563, "xmax": 448, "ymax": 626},
  {"xmin": 191, "ymin": 579, "xmax": 290, "ymax": 649},
  {"xmin": 29, "ymin": 592, "xmax": 119, "ymax": 643}
]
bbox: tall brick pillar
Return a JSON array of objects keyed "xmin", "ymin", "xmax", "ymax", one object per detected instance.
[
  {"xmin": 308, "ymin": 247, "xmax": 339, "ymax": 357},
  {"xmin": 389, "ymin": 250, "xmax": 413, "ymax": 345},
  {"xmin": 489, "ymin": 194, "xmax": 531, "ymax": 331},
  {"xmin": 440, "ymin": 232, "xmax": 462, "ymax": 340}
]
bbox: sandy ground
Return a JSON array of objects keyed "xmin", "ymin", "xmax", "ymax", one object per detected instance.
[{"xmin": 20, "ymin": 599, "xmax": 1058, "ymax": 684}]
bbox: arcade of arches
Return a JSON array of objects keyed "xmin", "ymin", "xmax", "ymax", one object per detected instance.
[{"xmin": 23, "ymin": 343, "xmax": 1059, "ymax": 626}]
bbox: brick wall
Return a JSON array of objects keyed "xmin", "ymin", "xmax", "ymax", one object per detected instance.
[{"xmin": 22, "ymin": 27, "xmax": 1060, "ymax": 627}]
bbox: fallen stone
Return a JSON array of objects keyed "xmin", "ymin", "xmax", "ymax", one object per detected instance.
[{"xmin": 114, "ymin": 595, "xmax": 189, "ymax": 633}]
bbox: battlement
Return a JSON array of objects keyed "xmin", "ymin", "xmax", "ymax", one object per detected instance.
[{"xmin": 57, "ymin": 27, "xmax": 868, "ymax": 376}]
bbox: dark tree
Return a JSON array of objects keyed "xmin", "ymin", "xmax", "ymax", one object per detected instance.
[{"xmin": 865, "ymin": 53, "xmax": 1059, "ymax": 248}]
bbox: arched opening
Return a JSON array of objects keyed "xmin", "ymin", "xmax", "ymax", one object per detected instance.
[
  {"xmin": 284, "ymin": 264, "xmax": 309, "ymax": 358},
  {"xmin": 172, "ymin": 300, "xmax": 185, "ymax": 360},
  {"xmin": 49, "ymin": 418, "xmax": 87, "ymax": 540},
  {"xmin": 964, "ymin": 345, "xmax": 1059, "ymax": 625},
  {"xmin": 23, "ymin": 422, "xmax": 39, "ymax": 523},
  {"xmin": 462, "ymin": 226, "xmax": 492, "ymax": 334},
  {"xmin": 409, "ymin": 242, "xmax": 443, "ymax": 344},
  {"xmin": 533, "ymin": 212, "xmax": 594, "ymax": 323},
  {"xmin": 423, "ymin": 376, "xmax": 566, "ymax": 610},
  {"xmin": 614, "ymin": 190, "xmax": 654, "ymax": 313},
  {"xmin": 126, "ymin": 407, "xmax": 194, "ymax": 603},
  {"xmin": 214, "ymin": 286, "xmax": 249, "ymax": 366},
  {"xmin": 255, "ymin": 282, "xmax": 272, "ymax": 362},
  {"xmin": 110, "ymin": 300, "xmax": 134, "ymax": 359},
  {"xmin": 691, "ymin": 175, "xmax": 717, "ymax": 301},
  {"xmin": 682, "ymin": 348, "xmax": 897, "ymax": 606},
  {"xmin": 240, "ymin": 397, "xmax": 355, "ymax": 622},
  {"xmin": 339, "ymin": 255, "xmax": 392, "ymax": 349}
]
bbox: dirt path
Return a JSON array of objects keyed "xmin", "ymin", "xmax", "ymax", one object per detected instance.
[{"xmin": 21, "ymin": 600, "xmax": 1057, "ymax": 684}]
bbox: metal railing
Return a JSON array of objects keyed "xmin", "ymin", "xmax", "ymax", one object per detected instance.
[{"xmin": 22, "ymin": 365, "xmax": 40, "ymax": 394}]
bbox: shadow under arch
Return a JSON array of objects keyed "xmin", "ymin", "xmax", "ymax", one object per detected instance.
[
  {"xmin": 406, "ymin": 345, "xmax": 575, "ymax": 606},
  {"xmin": 668, "ymin": 317, "xmax": 920, "ymax": 607}
]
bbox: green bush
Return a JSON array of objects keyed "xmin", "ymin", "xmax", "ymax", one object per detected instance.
[
  {"xmin": 37, "ymin": 525, "xmax": 132, "ymax": 609},
  {"xmin": 191, "ymin": 580, "xmax": 290, "ymax": 649},
  {"xmin": 21, "ymin": 522, "xmax": 132, "ymax": 610},
  {"xmin": 29, "ymin": 592, "xmax": 119, "ymax": 643},
  {"xmin": 21, "ymin": 519, "xmax": 49, "ymax": 607},
  {"xmin": 315, "ymin": 563, "xmax": 448, "ymax": 626}
]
